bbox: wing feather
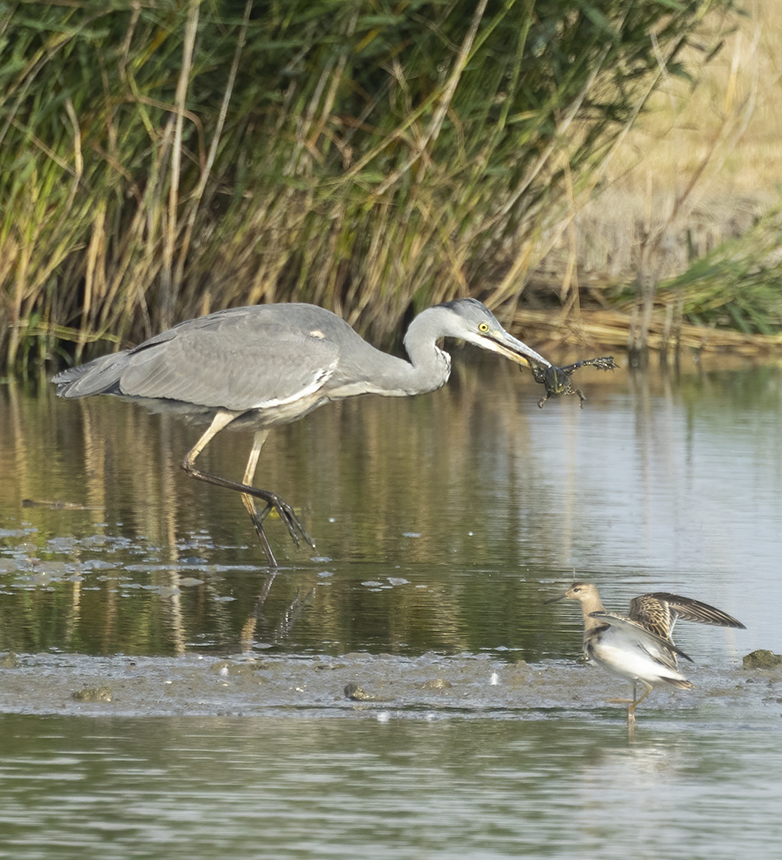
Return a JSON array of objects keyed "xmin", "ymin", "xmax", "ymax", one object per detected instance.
[
  {"xmin": 55, "ymin": 305, "xmax": 354, "ymax": 412},
  {"xmin": 636, "ymin": 593, "xmax": 745, "ymax": 630},
  {"xmin": 589, "ymin": 612, "xmax": 693, "ymax": 664}
]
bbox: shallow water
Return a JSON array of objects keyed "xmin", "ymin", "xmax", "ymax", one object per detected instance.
[
  {"xmin": 1, "ymin": 354, "xmax": 782, "ymax": 857},
  {"xmin": 2, "ymin": 713, "xmax": 781, "ymax": 860}
]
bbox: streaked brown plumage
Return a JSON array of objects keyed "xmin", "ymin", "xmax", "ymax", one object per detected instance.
[{"xmin": 547, "ymin": 582, "xmax": 745, "ymax": 722}]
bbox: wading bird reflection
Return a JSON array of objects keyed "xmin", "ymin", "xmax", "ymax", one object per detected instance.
[{"xmin": 53, "ymin": 299, "xmax": 552, "ymax": 566}]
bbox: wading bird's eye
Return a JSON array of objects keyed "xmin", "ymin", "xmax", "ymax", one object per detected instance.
[{"xmin": 478, "ymin": 322, "xmax": 489, "ymax": 333}]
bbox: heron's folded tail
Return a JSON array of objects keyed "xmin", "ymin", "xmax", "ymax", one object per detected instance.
[{"xmin": 52, "ymin": 354, "xmax": 125, "ymax": 399}]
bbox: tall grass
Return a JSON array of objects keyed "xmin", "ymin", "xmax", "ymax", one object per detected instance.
[
  {"xmin": 533, "ymin": 0, "xmax": 782, "ymax": 359},
  {"xmin": 658, "ymin": 203, "xmax": 782, "ymax": 336},
  {"xmin": 0, "ymin": 0, "xmax": 735, "ymax": 372}
]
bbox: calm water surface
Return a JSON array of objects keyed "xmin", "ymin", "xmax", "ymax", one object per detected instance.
[
  {"xmin": 2, "ymin": 714, "xmax": 781, "ymax": 859},
  {"xmin": 1, "ymin": 355, "xmax": 781, "ymax": 857}
]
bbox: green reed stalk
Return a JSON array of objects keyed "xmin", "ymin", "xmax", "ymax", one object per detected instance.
[{"xmin": 0, "ymin": 0, "xmax": 736, "ymax": 371}]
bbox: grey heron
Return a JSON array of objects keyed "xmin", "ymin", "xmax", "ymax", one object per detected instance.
[
  {"xmin": 53, "ymin": 299, "xmax": 552, "ymax": 566},
  {"xmin": 546, "ymin": 582, "xmax": 745, "ymax": 722}
]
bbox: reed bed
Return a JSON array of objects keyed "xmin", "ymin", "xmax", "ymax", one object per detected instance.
[
  {"xmin": 533, "ymin": 0, "xmax": 782, "ymax": 358},
  {"xmin": 0, "ymin": 0, "xmax": 740, "ymax": 373},
  {"xmin": 513, "ymin": 307, "xmax": 782, "ymax": 359},
  {"xmin": 522, "ymin": 196, "xmax": 782, "ymax": 359}
]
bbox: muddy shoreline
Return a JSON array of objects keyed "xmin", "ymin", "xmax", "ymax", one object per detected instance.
[{"xmin": 1, "ymin": 651, "xmax": 775, "ymax": 721}]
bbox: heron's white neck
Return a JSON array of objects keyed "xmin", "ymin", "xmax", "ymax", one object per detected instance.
[
  {"xmin": 398, "ymin": 308, "xmax": 455, "ymax": 395},
  {"xmin": 337, "ymin": 305, "xmax": 459, "ymax": 399},
  {"xmin": 363, "ymin": 340, "xmax": 450, "ymax": 398}
]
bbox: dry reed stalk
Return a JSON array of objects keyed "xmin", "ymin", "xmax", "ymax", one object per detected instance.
[
  {"xmin": 513, "ymin": 307, "xmax": 782, "ymax": 356},
  {"xmin": 1, "ymin": 1, "xmax": 748, "ymax": 372}
]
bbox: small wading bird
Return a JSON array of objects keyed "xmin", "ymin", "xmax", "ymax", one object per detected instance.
[
  {"xmin": 53, "ymin": 299, "xmax": 553, "ymax": 566},
  {"xmin": 546, "ymin": 582, "xmax": 745, "ymax": 722}
]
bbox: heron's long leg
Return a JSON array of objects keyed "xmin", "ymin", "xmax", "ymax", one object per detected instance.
[
  {"xmin": 241, "ymin": 430, "xmax": 272, "ymax": 522},
  {"xmin": 181, "ymin": 410, "xmax": 313, "ymax": 565},
  {"xmin": 240, "ymin": 430, "xmax": 277, "ymax": 565}
]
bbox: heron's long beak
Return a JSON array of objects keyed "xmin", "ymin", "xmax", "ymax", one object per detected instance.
[
  {"xmin": 544, "ymin": 592, "xmax": 568, "ymax": 604},
  {"xmin": 483, "ymin": 329, "xmax": 552, "ymax": 370}
]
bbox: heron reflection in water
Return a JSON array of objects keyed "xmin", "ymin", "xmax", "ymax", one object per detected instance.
[{"xmin": 53, "ymin": 299, "xmax": 553, "ymax": 566}]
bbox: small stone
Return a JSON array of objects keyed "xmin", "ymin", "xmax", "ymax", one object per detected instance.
[
  {"xmin": 743, "ymin": 650, "xmax": 782, "ymax": 670},
  {"xmin": 72, "ymin": 686, "xmax": 113, "ymax": 702},
  {"xmin": 344, "ymin": 682, "xmax": 376, "ymax": 701},
  {"xmin": 419, "ymin": 678, "xmax": 452, "ymax": 691}
]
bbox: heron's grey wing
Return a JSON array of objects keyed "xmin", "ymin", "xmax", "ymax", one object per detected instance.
[
  {"xmin": 119, "ymin": 312, "xmax": 342, "ymax": 411},
  {"xmin": 589, "ymin": 612, "xmax": 694, "ymax": 664},
  {"xmin": 639, "ymin": 593, "xmax": 746, "ymax": 630}
]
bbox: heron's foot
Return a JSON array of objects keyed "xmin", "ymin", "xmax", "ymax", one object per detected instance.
[
  {"xmin": 181, "ymin": 462, "xmax": 315, "ymax": 554},
  {"xmin": 249, "ymin": 508, "xmax": 279, "ymax": 568},
  {"xmin": 253, "ymin": 501, "xmax": 273, "ymax": 524},
  {"xmin": 263, "ymin": 491, "xmax": 315, "ymax": 550},
  {"xmin": 247, "ymin": 497, "xmax": 313, "ymax": 567}
]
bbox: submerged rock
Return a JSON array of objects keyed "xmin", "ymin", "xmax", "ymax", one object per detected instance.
[{"xmin": 1, "ymin": 652, "xmax": 19, "ymax": 669}]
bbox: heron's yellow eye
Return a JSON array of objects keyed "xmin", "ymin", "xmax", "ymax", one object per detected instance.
[{"xmin": 478, "ymin": 322, "xmax": 490, "ymax": 333}]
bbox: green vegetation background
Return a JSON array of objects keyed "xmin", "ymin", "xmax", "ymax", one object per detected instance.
[{"xmin": 4, "ymin": 0, "xmax": 764, "ymax": 375}]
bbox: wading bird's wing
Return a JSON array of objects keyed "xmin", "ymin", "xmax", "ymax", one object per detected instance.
[
  {"xmin": 638, "ymin": 593, "xmax": 746, "ymax": 631},
  {"xmin": 88, "ymin": 306, "xmax": 347, "ymax": 413},
  {"xmin": 54, "ymin": 305, "xmax": 347, "ymax": 411},
  {"xmin": 589, "ymin": 612, "xmax": 694, "ymax": 664},
  {"xmin": 628, "ymin": 594, "xmax": 676, "ymax": 641}
]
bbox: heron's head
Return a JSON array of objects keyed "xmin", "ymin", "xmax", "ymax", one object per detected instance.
[{"xmin": 423, "ymin": 298, "xmax": 551, "ymax": 370}]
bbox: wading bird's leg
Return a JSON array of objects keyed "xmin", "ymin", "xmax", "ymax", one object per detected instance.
[
  {"xmin": 607, "ymin": 681, "xmax": 641, "ymax": 713},
  {"xmin": 607, "ymin": 687, "xmax": 636, "ymax": 705},
  {"xmin": 240, "ymin": 430, "xmax": 277, "ymax": 566},
  {"xmin": 238, "ymin": 428, "xmax": 315, "ymax": 553},
  {"xmin": 607, "ymin": 683, "xmax": 643, "ymax": 723},
  {"xmin": 181, "ymin": 411, "xmax": 314, "ymax": 566},
  {"xmin": 627, "ymin": 681, "xmax": 653, "ymax": 723}
]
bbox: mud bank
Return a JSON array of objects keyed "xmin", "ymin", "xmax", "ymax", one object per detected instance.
[{"xmin": 0, "ymin": 651, "xmax": 776, "ymax": 721}]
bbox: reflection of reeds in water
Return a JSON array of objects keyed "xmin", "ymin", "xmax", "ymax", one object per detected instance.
[
  {"xmin": 1, "ymin": 355, "xmax": 616, "ymax": 567},
  {"xmin": 5, "ymin": 359, "xmax": 776, "ymax": 657},
  {"xmin": 0, "ymin": 362, "xmax": 576, "ymax": 656}
]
